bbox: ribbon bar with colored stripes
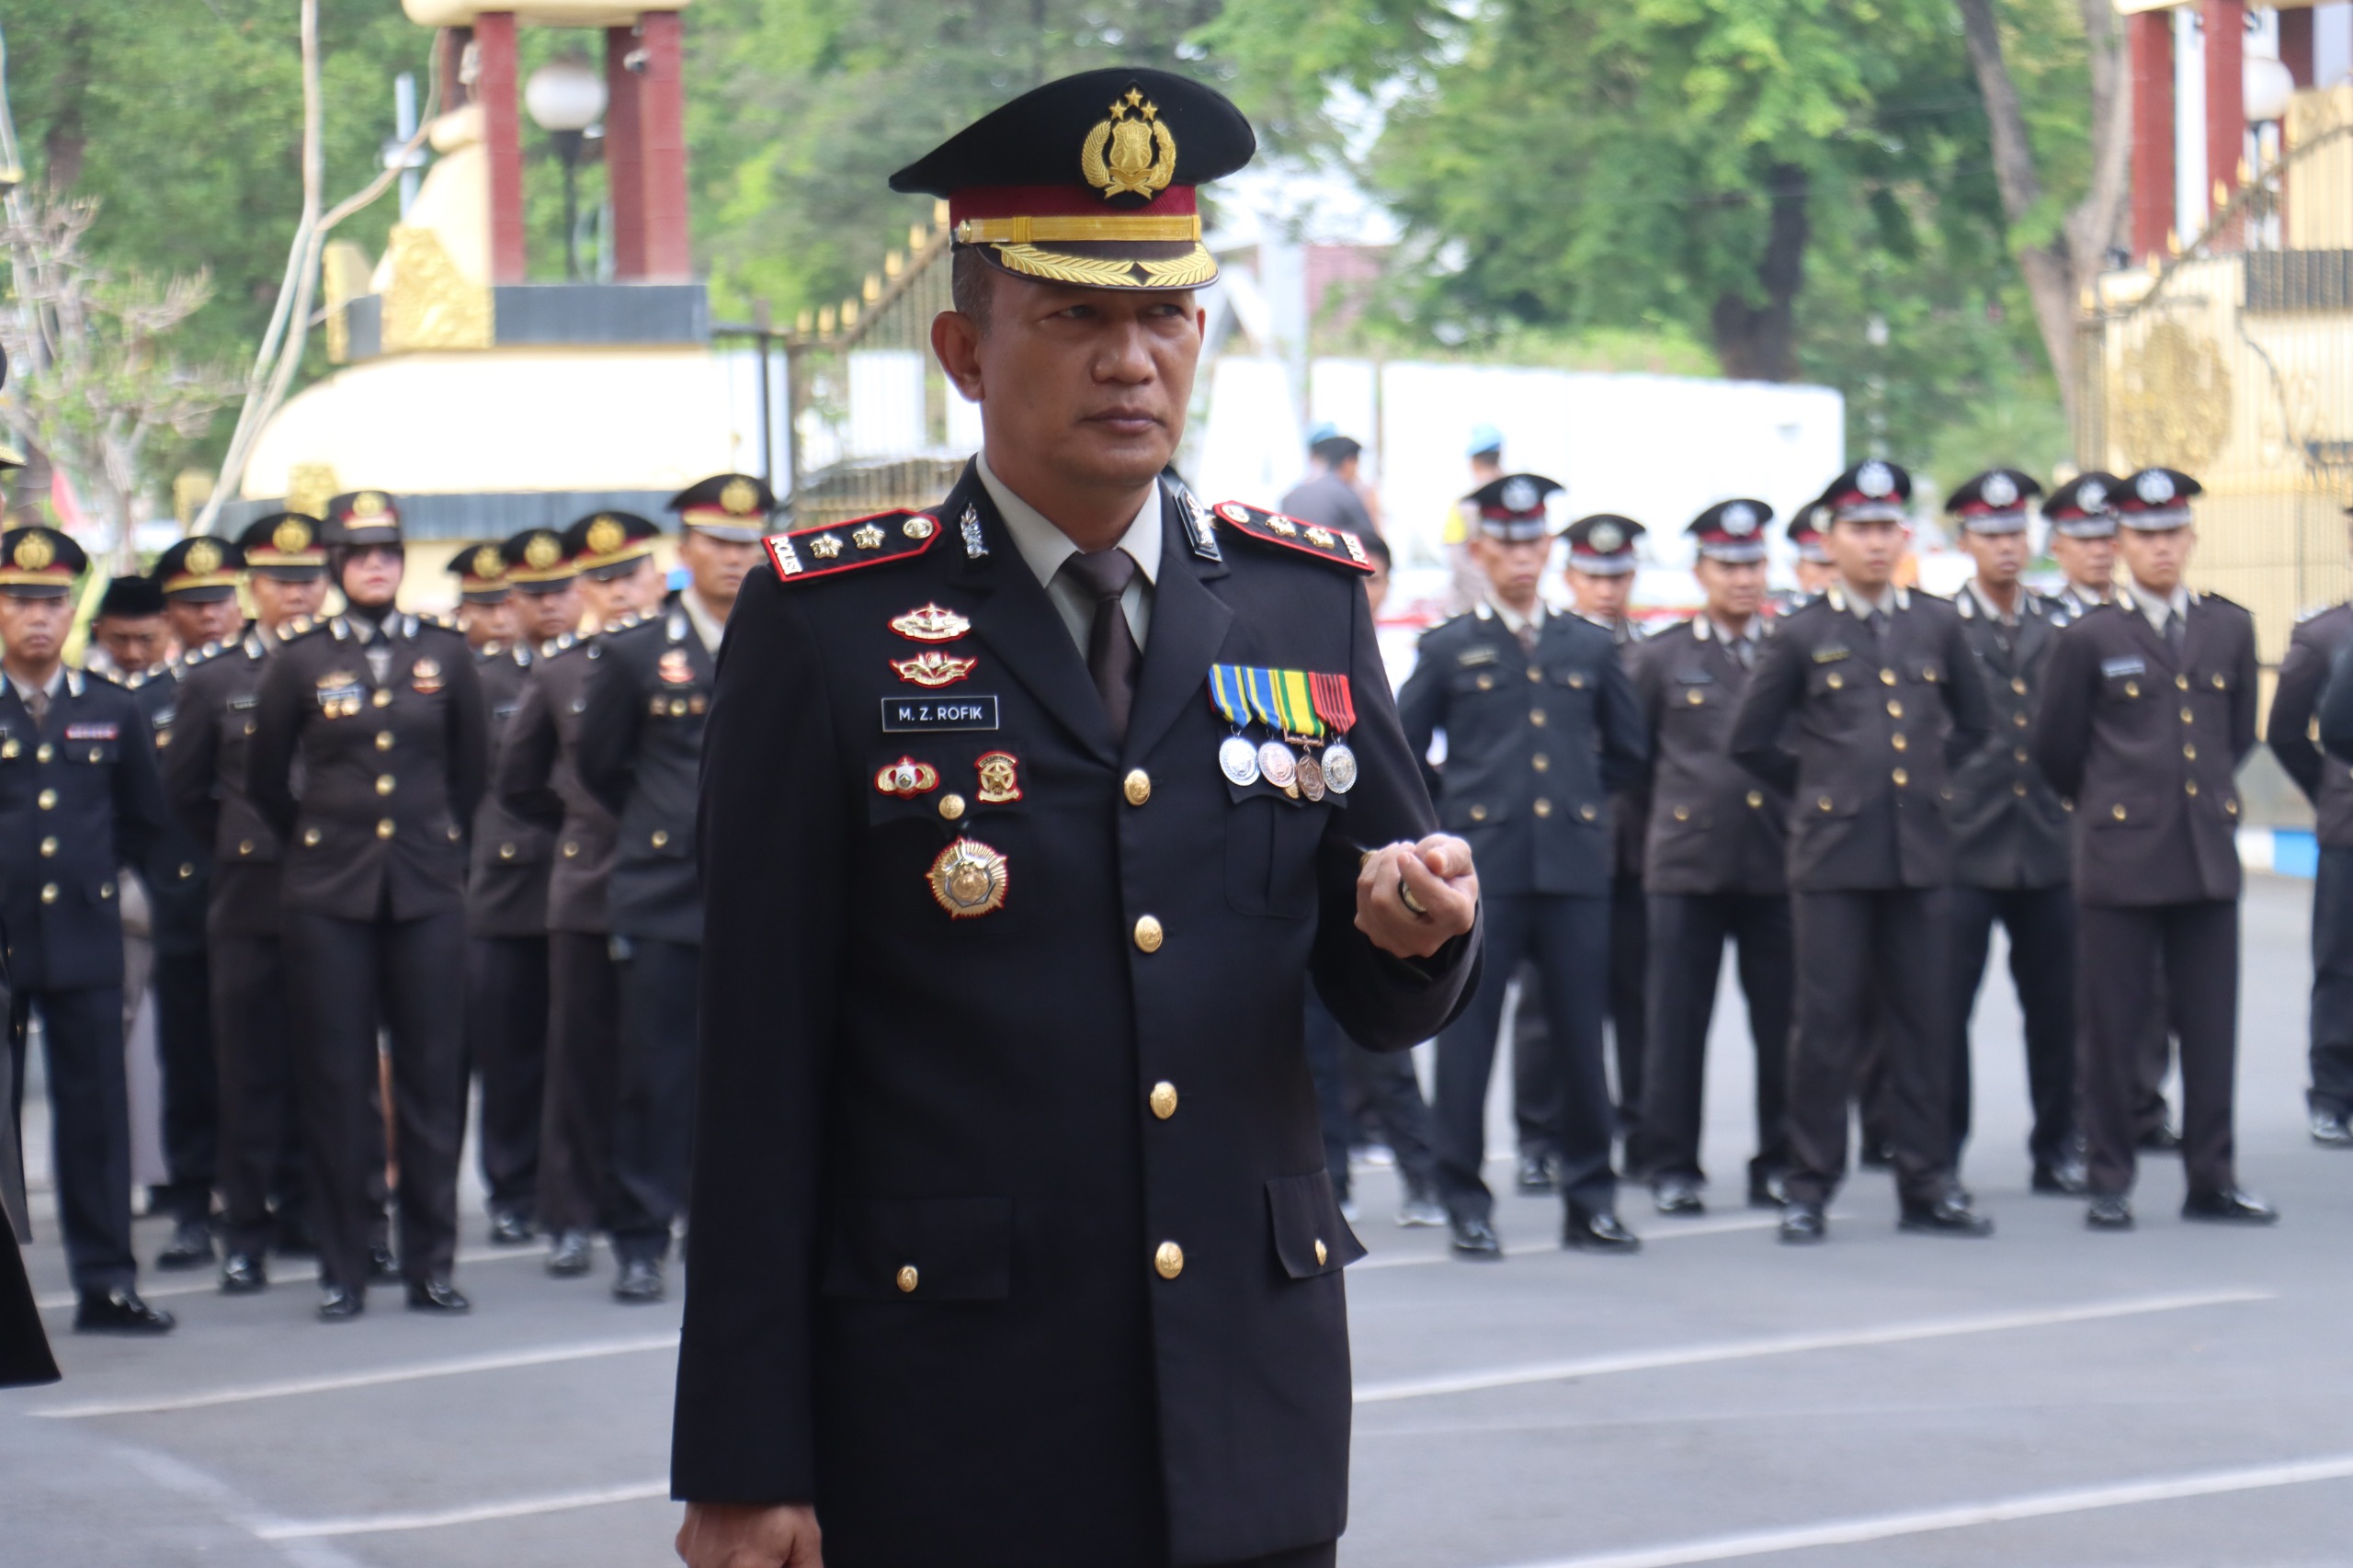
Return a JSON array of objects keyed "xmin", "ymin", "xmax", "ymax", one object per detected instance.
[{"xmin": 1208, "ymin": 665, "xmax": 1340, "ymax": 740}]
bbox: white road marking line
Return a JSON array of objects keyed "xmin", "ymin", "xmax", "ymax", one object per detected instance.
[
  {"xmin": 1352, "ymin": 1213, "xmax": 1790, "ymax": 1270},
  {"xmin": 31, "ymin": 1332, "xmax": 677, "ymax": 1419},
  {"xmin": 251, "ymin": 1479, "xmax": 672, "ymax": 1540},
  {"xmin": 1352, "ymin": 1288, "xmax": 2268, "ymax": 1404},
  {"xmin": 32, "ymin": 1240, "xmax": 590, "ymax": 1312},
  {"xmin": 1490, "ymin": 1451, "xmax": 2353, "ymax": 1568}
]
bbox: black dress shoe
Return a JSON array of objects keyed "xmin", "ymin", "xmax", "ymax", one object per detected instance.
[
  {"xmin": 1746, "ymin": 1170, "xmax": 1788, "ymax": 1210},
  {"xmin": 2031, "ymin": 1156, "xmax": 2091, "ymax": 1196},
  {"xmin": 1778, "ymin": 1201, "xmax": 1826, "ymax": 1244},
  {"xmin": 220, "ymin": 1252, "xmax": 269, "ymax": 1294},
  {"xmin": 2086, "ymin": 1194, "xmax": 2134, "ymax": 1230},
  {"xmin": 1563, "ymin": 1204, "xmax": 1641, "ymax": 1253},
  {"xmin": 487, "ymin": 1209, "xmax": 536, "ymax": 1246},
  {"xmin": 2182, "ymin": 1187, "xmax": 2279, "ymax": 1225},
  {"xmin": 1898, "ymin": 1192, "xmax": 1995, "ymax": 1237},
  {"xmin": 74, "ymin": 1287, "xmax": 176, "ymax": 1335},
  {"xmin": 368, "ymin": 1244, "xmax": 403, "ymax": 1284},
  {"xmin": 612, "ymin": 1256, "xmax": 665, "ymax": 1303},
  {"xmin": 1651, "ymin": 1176, "xmax": 1705, "ymax": 1216},
  {"xmin": 2311, "ymin": 1109, "xmax": 2353, "ymax": 1148},
  {"xmin": 1857, "ymin": 1141, "xmax": 1894, "ymax": 1170},
  {"xmin": 2137, "ymin": 1119, "xmax": 2182, "ymax": 1153},
  {"xmin": 155, "ymin": 1219, "xmax": 214, "ymax": 1271},
  {"xmin": 1449, "ymin": 1215, "xmax": 1504, "ymax": 1258},
  {"xmin": 316, "ymin": 1284, "xmax": 365, "ymax": 1322},
  {"xmin": 1514, "ymin": 1153, "xmax": 1555, "ymax": 1194},
  {"xmin": 406, "ymin": 1276, "xmax": 472, "ymax": 1312},
  {"xmin": 546, "ymin": 1229, "xmax": 595, "ymax": 1277}
]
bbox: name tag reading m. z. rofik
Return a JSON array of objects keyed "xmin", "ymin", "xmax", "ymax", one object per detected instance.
[{"xmin": 881, "ymin": 696, "xmax": 1000, "ymax": 733}]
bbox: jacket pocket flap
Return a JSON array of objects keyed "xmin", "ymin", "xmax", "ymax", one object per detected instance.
[
  {"xmin": 1266, "ymin": 1171, "xmax": 1365, "ymax": 1278},
  {"xmin": 822, "ymin": 1196, "xmax": 1012, "ymax": 1300}
]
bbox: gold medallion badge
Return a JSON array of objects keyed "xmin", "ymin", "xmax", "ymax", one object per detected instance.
[
  {"xmin": 874, "ymin": 756, "xmax": 940, "ymax": 798},
  {"xmin": 524, "ymin": 532, "xmax": 563, "ymax": 570},
  {"xmin": 472, "ymin": 544, "xmax": 504, "ymax": 580},
  {"xmin": 186, "ymin": 539, "xmax": 223, "ymax": 576},
  {"xmin": 1081, "ymin": 88, "xmax": 1176, "ymax": 200},
  {"xmin": 891, "ymin": 649, "xmax": 978, "ymax": 687},
  {"xmin": 927, "ymin": 837, "xmax": 1007, "ymax": 918},
  {"xmin": 273, "ymin": 517, "xmax": 314, "ymax": 554},
  {"xmin": 352, "ymin": 491, "xmax": 388, "ymax": 518},
  {"xmin": 889, "ymin": 603, "xmax": 972, "ymax": 643},
  {"xmin": 13, "ymin": 532, "xmax": 52, "ymax": 572},
  {"xmin": 974, "ymin": 750, "xmax": 1022, "ymax": 804},
  {"xmin": 721, "ymin": 477, "xmax": 760, "ymax": 516},
  {"xmin": 411, "ymin": 656, "xmax": 444, "ymax": 695},
  {"xmin": 585, "ymin": 516, "xmax": 626, "ymax": 558}
]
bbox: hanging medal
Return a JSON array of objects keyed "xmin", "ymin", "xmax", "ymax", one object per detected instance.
[
  {"xmin": 1208, "ymin": 665, "xmax": 1263, "ymax": 785},
  {"xmin": 1273, "ymin": 669, "xmax": 1329, "ymax": 801},
  {"xmin": 1241, "ymin": 667, "xmax": 1300, "ymax": 791},
  {"xmin": 1311, "ymin": 672, "xmax": 1358, "ymax": 795}
]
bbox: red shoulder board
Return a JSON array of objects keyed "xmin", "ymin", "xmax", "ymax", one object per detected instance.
[
  {"xmin": 766, "ymin": 510, "xmax": 941, "ymax": 583},
  {"xmin": 1210, "ymin": 501, "xmax": 1374, "ymax": 575}
]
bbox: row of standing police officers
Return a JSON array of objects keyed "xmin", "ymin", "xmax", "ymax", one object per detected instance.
[
  {"xmin": 6, "ymin": 473, "xmax": 766, "ymax": 1331},
  {"xmin": 1392, "ymin": 456, "xmax": 2281, "ymax": 1257}
]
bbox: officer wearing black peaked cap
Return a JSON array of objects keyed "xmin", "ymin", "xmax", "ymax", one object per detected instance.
[{"xmin": 672, "ymin": 70, "xmax": 1479, "ymax": 1568}]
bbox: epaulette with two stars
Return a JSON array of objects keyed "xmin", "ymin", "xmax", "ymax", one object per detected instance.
[
  {"xmin": 766, "ymin": 509, "xmax": 941, "ymax": 583},
  {"xmin": 1210, "ymin": 500, "xmax": 1374, "ymax": 574}
]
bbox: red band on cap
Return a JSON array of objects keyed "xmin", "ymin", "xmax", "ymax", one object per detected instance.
[{"xmin": 949, "ymin": 185, "xmax": 1198, "ymax": 223}]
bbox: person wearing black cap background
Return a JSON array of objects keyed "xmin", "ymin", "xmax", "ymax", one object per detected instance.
[
  {"xmin": 2033, "ymin": 467, "xmax": 2274, "ymax": 1230},
  {"xmin": 1627, "ymin": 500, "xmax": 1792, "ymax": 1214},
  {"xmin": 577, "ymin": 478, "xmax": 762, "ymax": 1302},
  {"xmin": 675, "ymin": 69, "xmax": 1479, "ymax": 1568},
  {"xmin": 1401, "ymin": 474, "xmax": 1644, "ymax": 1259},
  {"xmin": 2269, "ymin": 503, "xmax": 2353, "ymax": 1146},
  {"xmin": 1279, "ymin": 428, "xmax": 1378, "ymax": 540},
  {"xmin": 496, "ymin": 509, "xmax": 662, "ymax": 1282},
  {"xmin": 1730, "ymin": 460, "xmax": 1995, "ymax": 1244},
  {"xmin": 166, "ymin": 514, "xmax": 340, "ymax": 1292},
  {"xmin": 1942, "ymin": 471, "xmax": 2086, "ymax": 1197},
  {"xmin": 248, "ymin": 490, "xmax": 489, "ymax": 1317},
  {"xmin": 449, "ymin": 541, "xmax": 517, "ymax": 652},
  {"xmin": 457, "ymin": 533, "xmax": 577, "ymax": 1246},
  {"xmin": 88, "ymin": 574, "xmax": 171, "ymax": 680},
  {"xmin": 0, "ymin": 525, "xmax": 174, "ymax": 1330}
]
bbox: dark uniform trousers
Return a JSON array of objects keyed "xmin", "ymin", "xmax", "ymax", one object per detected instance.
[
  {"xmin": 465, "ymin": 931, "xmax": 548, "ymax": 1215},
  {"xmin": 1945, "ymin": 588, "xmax": 2077, "ymax": 1167},
  {"xmin": 0, "ymin": 674, "xmax": 166, "ymax": 1290},
  {"xmin": 1625, "ymin": 617, "xmax": 1792, "ymax": 1189},
  {"xmin": 1728, "ymin": 590, "xmax": 1993, "ymax": 1210},
  {"xmin": 2032, "ymin": 589, "xmax": 2257, "ymax": 1199},
  {"xmin": 495, "ymin": 638, "xmax": 621, "ymax": 1242},
  {"xmin": 2266, "ymin": 602, "xmax": 2353, "ymax": 1116},
  {"xmin": 1398, "ymin": 604, "xmax": 1646, "ymax": 1220},
  {"xmin": 580, "ymin": 600, "xmax": 714, "ymax": 1264},
  {"xmin": 248, "ymin": 612, "xmax": 487, "ymax": 1293},
  {"xmin": 209, "ymin": 917, "xmax": 301, "ymax": 1258}
]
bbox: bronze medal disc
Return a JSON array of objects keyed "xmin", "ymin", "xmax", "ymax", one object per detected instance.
[
  {"xmin": 1295, "ymin": 751, "xmax": 1326, "ymax": 801},
  {"xmin": 1256, "ymin": 739, "xmax": 1297, "ymax": 789}
]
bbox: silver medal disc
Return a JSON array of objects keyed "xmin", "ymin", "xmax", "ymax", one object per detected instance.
[
  {"xmin": 1257, "ymin": 739, "xmax": 1297, "ymax": 789},
  {"xmin": 1219, "ymin": 733, "xmax": 1261, "ymax": 786},
  {"xmin": 1321, "ymin": 741, "xmax": 1358, "ymax": 794}
]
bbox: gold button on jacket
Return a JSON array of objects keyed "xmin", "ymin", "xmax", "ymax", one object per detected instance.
[
  {"xmin": 1154, "ymin": 1242, "xmax": 1184, "ymax": 1279},
  {"xmin": 1133, "ymin": 915, "xmax": 1165, "ymax": 953},
  {"xmin": 1149, "ymin": 1082, "xmax": 1178, "ymax": 1119},
  {"xmin": 1123, "ymin": 769, "xmax": 1152, "ymax": 806}
]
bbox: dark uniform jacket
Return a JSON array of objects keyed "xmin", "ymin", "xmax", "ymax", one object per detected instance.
[
  {"xmin": 248, "ymin": 612, "xmax": 487, "ymax": 922},
  {"xmin": 2268, "ymin": 603, "xmax": 2353, "ymax": 848},
  {"xmin": 579, "ymin": 597, "xmax": 711, "ymax": 945},
  {"xmin": 1395, "ymin": 603, "xmax": 1646, "ymax": 899},
  {"xmin": 2033, "ymin": 590, "xmax": 2256, "ymax": 907},
  {"xmin": 165, "ymin": 630, "xmax": 289, "ymax": 937},
  {"xmin": 672, "ymin": 467, "xmax": 1481, "ymax": 1568},
  {"xmin": 466, "ymin": 641, "xmax": 554, "ymax": 937},
  {"xmin": 0, "ymin": 671, "xmax": 166, "ymax": 990},
  {"xmin": 119, "ymin": 665, "xmax": 210, "ymax": 954},
  {"xmin": 494, "ymin": 634, "xmax": 616, "ymax": 936},
  {"xmin": 1597, "ymin": 616, "xmax": 1652, "ymax": 881},
  {"xmin": 1728, "ymin": 588, "xmax": 1992, "ymax": 892},
  {"xmin": 1630, "ymin": 617, "xmax": 1787, "ymax": 896},
  {"xmin": 1949, "ymin": 585, "xmax": 2072, "ymax": 889}
]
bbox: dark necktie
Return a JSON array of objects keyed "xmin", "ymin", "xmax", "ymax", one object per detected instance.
[
  {"xmin": 1869, "ymin": 608, "xmax": 1891, "ymax": 642},
  {"xmin": 2164, "ymin": 608, "xmax": 2186, "ymax": 657},
  {"xmin": 1515, "ymin": 619, "xmax": 1539, "ymax": 658},
  {"xmin": 21, "ymin": 684, "xmax": 46, "ymax": 730},
  {"xmin": 1060, "ymin": 548, "xmax": 1141, "ymax": 740}
]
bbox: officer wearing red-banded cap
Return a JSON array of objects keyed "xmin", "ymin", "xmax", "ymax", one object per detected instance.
[
  {"xmin": 448, "ymin": 542, "xmax": 517, "ymax": 650},
  {"xmin": 2045, "ymin": 471, "xmax": 2125, "ymax": 623},
  {"xmin": 2034, "ymin": 465, "xmax": 2275, "ymax": 1230},
  {"xmin": 1728, "ymin": 460, "xmax": 1995, "ymax": 1244},
  {"xmin": 675, "ymin": 69, "xmax": 1479, "ymax": 1568}
]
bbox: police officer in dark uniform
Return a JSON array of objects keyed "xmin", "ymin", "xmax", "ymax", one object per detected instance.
[
  {"xmin": 248, "ymin": 490, "xmax": 489, "ymax": 1317},
  {"xmin": 455, "ymin": 533, "xmax": 576, "ymax": 1244},
  {"xmin": 1729, "ymin": 460, "xmax": 1995, "ymax": 1244},
  {"xmin": 1627, "ymin": 500, "xmax": 1792, "ymax": 1213},
  {"xmin": 165, "ymin": 514, "xmax": 342, "ymax": 1292},
  {"xmin": 0, "ymin": 526, "xmax": 174, "ymax": 1331},
  {"xmin": 2264, "ymin": 504, "xmax": 2353, "ymax": 1146},
  {"xmin": 1400, "ymin": 475, "xmax": 1645, "ymax": 1257},
  {"xmin": 672, "ymin": 71, "xmax": 1480, "ymax": 1568},
  {"xmin": 133, "ymin": 537, "xmax": 248, "ymax": 1269},
  {"xmin": 1941, "ymin": 471, "xmax": 2086, "ymax": 1194},
  {"xmin": 2033, "ymin": 468, "xmax": 2275, "ymax": 1229},
  {"xmin": 579, "ymin": 476, "xmax": 765, "ymax": 1301}
]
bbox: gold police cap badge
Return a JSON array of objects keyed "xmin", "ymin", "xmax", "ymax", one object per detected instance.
[
  {"xmin": 928, "ymin": 837, "xmax": 1007, "ymax": 918},
  {"xmin": 13, "ymin": 532, "xmax": 52, "ymax": 571},
  {"xmin": 721, "ymin": 477, "xmax": 760, "ymax": 516},
  {"xmin": 275, "ymin": 516, "xmax": 315, "ymax": 554},
  {"xmin": 1083, "ymin": 87, "xmax": 1176, "ymax": 200},
  {"xmin": 586, "ymin": 516, "xmax": 626, "ymax": 557},
  {"xmin": 472, "ymin": 544, "xmax": 503, "ymax": 580},
  {"xmin": 186, "ymin": 539, "xmax": 223, "ymax": 576},
  {"xmin": 525, "ymin": 532, "xmax": 563, "ymax": 570},
  {"xmin": 352, "ymin": 491, "xmax": 388, "ymax": 518}
]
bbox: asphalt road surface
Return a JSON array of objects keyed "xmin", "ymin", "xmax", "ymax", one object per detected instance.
[{"xmin": 5, "ymin": 873, "xmax": 2346, "ymax": 1568}]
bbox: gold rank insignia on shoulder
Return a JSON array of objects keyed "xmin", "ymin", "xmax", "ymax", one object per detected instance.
[
  {"xmin": 1211, "ymin": 500, "xmax": 1374, "ymax": 575},
  {"xmin": 890, "ymin": 602, "xmax": 972, "ymax": 642},
  {"xmin": 892, "ymin": 649, "xmax": 977, "ymax": 687},
  {"xmin": 766, "ymin": 510, "xmax": 940, "ymax": 584},
  {"xmin": 928, "ymin": 837, "xmax": 1008, "ymax": 918}
]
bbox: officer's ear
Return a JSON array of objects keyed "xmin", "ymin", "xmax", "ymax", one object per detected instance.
[{"xmin": 931, "ymin": 309, "xmax": 985, "ymax": 405}]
